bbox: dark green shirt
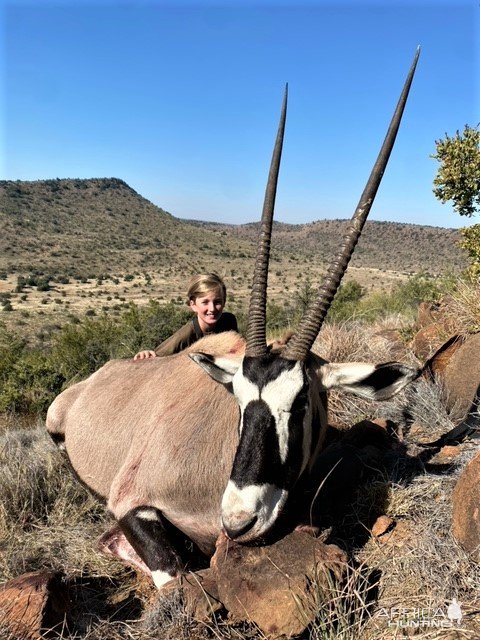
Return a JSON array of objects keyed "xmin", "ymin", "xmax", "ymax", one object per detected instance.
[{"xmin": 154, "ymin": 312, "xmax": 239, "ymax": 357}]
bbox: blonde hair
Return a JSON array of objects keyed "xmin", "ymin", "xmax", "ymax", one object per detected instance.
[{"xmin": 186, "ymin": 273, "xmax": 227, "ymax": 305}]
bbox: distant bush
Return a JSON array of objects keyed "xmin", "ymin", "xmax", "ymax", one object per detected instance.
[
  {"xmin": 15, "ymin": 276, "xmax": 26, "ymax": 292},
  {"xmin": 0, "ymin": 302, "xmax": 192, "ymax": 415},
  {"xmin": 356, "ymin": 273, "xmax": 446, "ymax": 322},
  {"xmin": 328, "ymin": 280, "xmax": 365, "ymax": 322}
]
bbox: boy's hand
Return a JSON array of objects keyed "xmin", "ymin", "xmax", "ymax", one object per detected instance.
[{"xmin": 133, "ymin": 350, "xmax": 157, "ymax": 361}]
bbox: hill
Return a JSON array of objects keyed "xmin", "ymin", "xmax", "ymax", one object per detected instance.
[
  {"xmin": 0, "ymin": 178, "xmax": 254, "ymax": 279},
  {"xmin": 1, "ymin": 178, "xmax": 467, "ymax": 279},
  {"xmin": 185, "ymin": 219, "xmax": 467, "ymax": 274}
]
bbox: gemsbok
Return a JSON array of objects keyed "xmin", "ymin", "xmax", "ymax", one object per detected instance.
[{"xmin": 47, "ymin": 50, "xmax": 421, "ymax": 588}]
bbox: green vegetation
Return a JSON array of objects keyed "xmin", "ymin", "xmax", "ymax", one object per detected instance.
[
  {"xmin": 290, "ymin": 274, "xmax": 446, "ymax": 328},
  {"xmin": 432, "ymin": 124, "xmax": 480, "ymax": 278},
  {"xmin": 432, "ymin": 124, "xmax": 480, "ymax": 217},
  {"xmin": 459, "ymin": 223, "xmax": 480, "ymax": 279},
  {"xmin": 0, "ymin": 302, "xmax": 190, "ymax": 415},
  {"xmin": 0, "ymin": 178, "xmax": 468, "ymax": 280},
  {"xmin": 345, "ymin": 273, "xmax": 446, "ymax": 322}
]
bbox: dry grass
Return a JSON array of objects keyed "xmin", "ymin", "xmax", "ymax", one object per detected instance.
[
  {"xmin": 330, "ymin": 376, "xmax": 480, "ymax": 639},
  {"xmin": 0, "ymin": 426, "xmax": 116, "ymax": 581},
  {"xmin": 357, "ymin": 454, "xmax": 480, "ymax": 640},
  {"xmin": 313, "ymin": 316, "xmax": 419, "ymax": 428},
  {"xmin": 1, "ymin": 287, "xmax": 479, "ymax": 638},
  {"xmin": 441, "ymin": 279, "xmax": 480, "ymax": 335}
]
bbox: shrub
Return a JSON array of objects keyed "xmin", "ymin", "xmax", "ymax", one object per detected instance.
[
  {"xmin": 0, "ymin": 302, "xmax": 192, "ymax": 415},
  {"xmin": 0, "ymin": 351, "xmax": 64, "ymax": 414},
  {"xmin": 15, "ymin": 276, "xmax": 26, "ymax": 293},
  {"xmin": 356, "ymin": 273, "xmax": 445, "ymax": 322},
  {"xmin": 328, "ymin": 280, "xmax": 365, "ymax": 322}
]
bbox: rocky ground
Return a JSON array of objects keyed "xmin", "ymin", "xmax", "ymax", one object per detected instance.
[{"xmin": 0, "ymin": 296, "xmax": 479, "ymax": 639}]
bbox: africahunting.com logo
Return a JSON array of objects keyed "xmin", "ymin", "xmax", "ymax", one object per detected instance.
[{"xmin": 378, "ymin": 598, "xmax": 463, "ymax": 629}]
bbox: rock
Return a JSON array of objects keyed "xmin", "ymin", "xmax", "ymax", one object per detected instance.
[
  {"xmin": 441, "ymin": 333, "xmax": 480, "ymax": 419},
  {"xmin": 415, "ymin": 297, "xmax": 459, "ymax": 334},
  {"xmin": 157, "ymin": 568, "xmax": 223, "ymax": 622},
  {"xmin": 452, "ymin": 451, "xmax": 480, "ymax": 561},
  {"xmin": 372, "ymin": 515, "xmax": 395, "ymax": 537},
  {"xmin": 375, "ymin": 520, "xmax": 413, "ymax": 548},
  {"xmin": 0, "ymin": 571, "xmax": 68, "ymax": 639},
  {"xmin": 408, "ymin": 421, "xmax": 435, "ymax": 444},
  {"xmin": 429, "ymin": 445, "xmax": 462, "ymax": 465},
  {"xmin": 181, "ymin": 569, "xmax": 223, "ymax": 620},
  {"xmin": 416, "ymin": 302, "xmax": 438, "ymax": 330},
  {"xmin": 211, "ymin": 531, "xmax": 347, "ymax": 639},
  {"xmin": 412, "ymin": 323, "xmax": 453, "ymax": 360}
]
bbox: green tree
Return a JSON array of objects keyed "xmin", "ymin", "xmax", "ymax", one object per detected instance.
[
  {"xmin": 460, "ymin": 224, "xmax": 480, "ymax": 278},
  {"xmin": 432, "ymin": 124, "xmax": 480, "ymax": 278},
  {"xmin": 432, "ymin": 124, "xmax": 480, "ymax": 217}
]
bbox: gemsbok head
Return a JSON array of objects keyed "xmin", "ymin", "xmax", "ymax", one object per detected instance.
[{"xmin": 190, "ymin": 49, "xmax": 420, "ymax": 543}]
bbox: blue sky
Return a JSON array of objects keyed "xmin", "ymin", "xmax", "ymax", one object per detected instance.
[{"xmin": 2, "ymin": 0, "xmax": 478, "ymax": 228}]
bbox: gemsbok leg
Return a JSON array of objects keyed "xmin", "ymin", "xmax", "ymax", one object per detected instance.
[{"xmin": 118, "ymin": 506, "xmax": 184, "ymax": 588}]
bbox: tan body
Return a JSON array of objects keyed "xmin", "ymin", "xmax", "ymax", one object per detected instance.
[
  {"xmin": 48, "ymin": 332, "xmax": 247, "ymax": 554},
  {"xmin": 47, "ymin": 330, "xmax": 332, "ymax": 555}
]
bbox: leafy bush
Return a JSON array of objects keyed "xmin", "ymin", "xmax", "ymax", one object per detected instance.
[
  {"xmin": 357, "ymin": 273, "xmax": 446, "ymax": 322},
  {"xmin": 459, "ymin": 223, "xmax": 480, "ymax": 279},
  {"xmin": 0, "ymin": 302, "xmax": 191, "ymax": 415},
  {"xmin": 328, "ymin": 280, "xmax": 365, "ymax": 322},
  {"xmin": 0, "ymin": 351, "xmax": 64, "ymax": 414}
]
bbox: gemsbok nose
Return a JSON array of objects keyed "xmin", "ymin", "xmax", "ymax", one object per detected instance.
[{"xmin": 222, "ymin": 513, "xmax": 258, "ymax": 540}]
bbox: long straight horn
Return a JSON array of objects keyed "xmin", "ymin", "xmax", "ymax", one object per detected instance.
[
  {"xmin": 245, "ymin": 85, "xmax": 288, "ymax": 357},
  {"xmin": 282, "ymin": 48, "xmax": 420, "ymax": 362}
]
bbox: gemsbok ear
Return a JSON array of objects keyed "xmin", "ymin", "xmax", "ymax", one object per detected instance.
[
  {"xmin": 189, "ymin": 352, "xmax": 242, "ymax": 385},
  {"xmin": 320, "ymin": 362, "xmax": 420, "ymax": 400}
]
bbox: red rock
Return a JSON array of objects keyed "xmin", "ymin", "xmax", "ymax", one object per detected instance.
[
  {"xmin": 211, "ymin": 531, "xmax": 347, "ymax": 639},
  {"xmin": 441, "ymin": 333, "xmax": 480, "ymax": 419},
  {"xmin": 180, "ymin": 569, "xmax": 222, "ymax": 620},
  {"xmin": 153, "ymin": 568, "xmax": 222, "ymax": 622},
  {"xmin": 431, "ymin": 445, "xmax": 462, "ymax": 465},
  {"xmin": 452, "ymin": 451, "xmax": 480, "ymax": 561},
  {"xmin": 416, "ymin": 302, "xmax": 438, "ymax": 330},
  {"xmin": 0, "ymin": 571, "xmax": 68, "ymax": 639},
  {"xmin": 376, "ymin": 520, "xmax": 413, "ymax": 547},
  {"xmin": 412, "ymin": 324, "xmax": 452, "ymax": 360}
]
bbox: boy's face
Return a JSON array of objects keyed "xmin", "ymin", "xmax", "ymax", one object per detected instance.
[{"xmin": 190, "ymin": 288, "xmax": 225, "ymax": 331}]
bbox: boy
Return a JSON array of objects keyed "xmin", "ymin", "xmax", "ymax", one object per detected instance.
[{"xmin": 133, "ymin": 273, "xmax": 238, "ymax": 359}]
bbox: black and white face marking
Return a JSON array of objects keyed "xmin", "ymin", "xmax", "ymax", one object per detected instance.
[
  {"xmin": 221, "ymin": 354, "xmax": 313, "ymax": 541},
  {"xmin": 189, "ymin": 351, "xmax": 420, "ymax": 542}
]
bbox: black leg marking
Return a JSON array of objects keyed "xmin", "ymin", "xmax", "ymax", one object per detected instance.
[
  {"xmin": 48, "ymin": 432, "xmax": 65, "ymax": 448},
  {"xmin": 119, "ymin": 507, "xmax": 183, "ymax": 585}
]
